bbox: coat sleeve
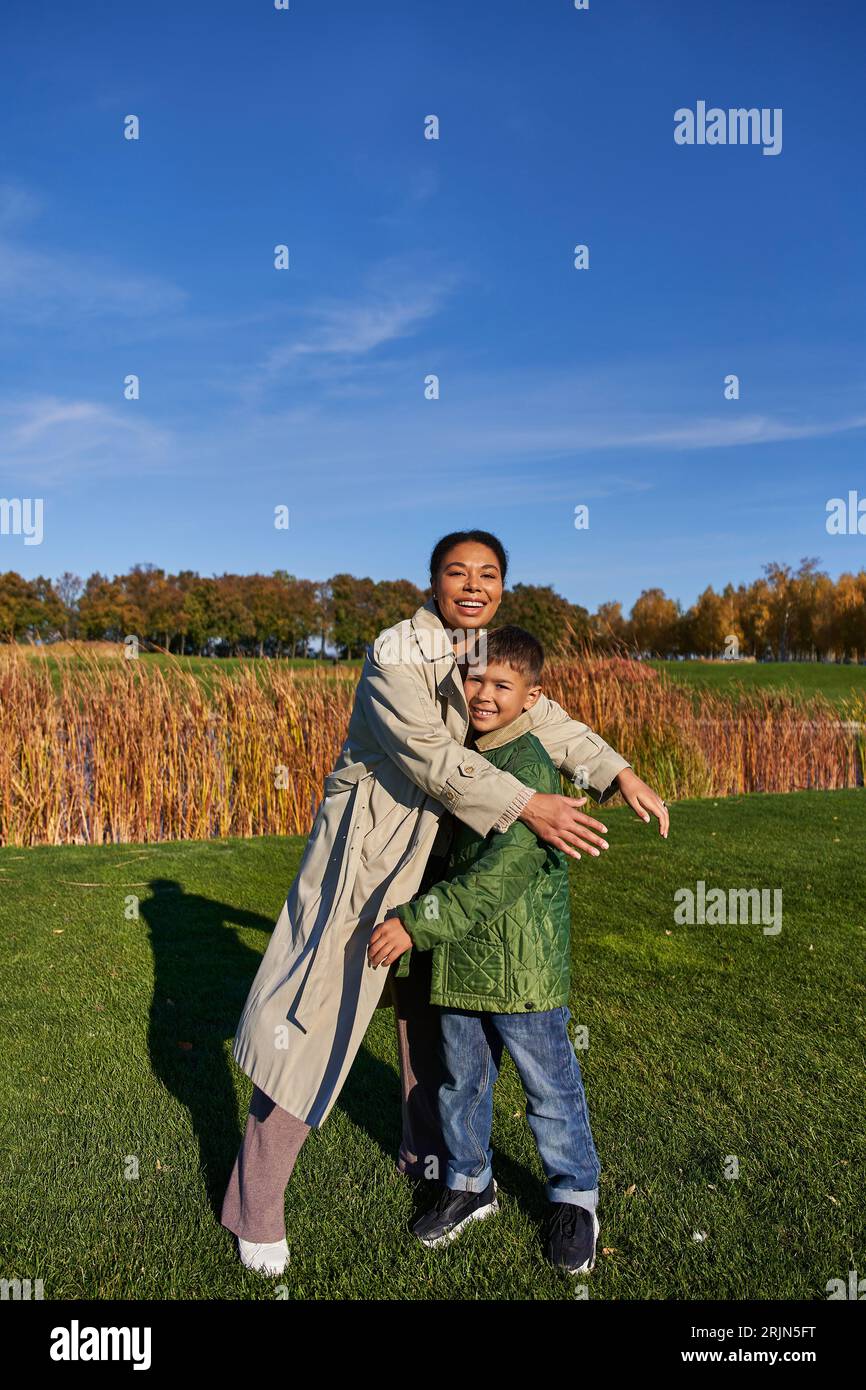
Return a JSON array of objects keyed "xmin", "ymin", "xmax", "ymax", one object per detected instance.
[
  {"xmin": 356, "ymin": 640, "xmax": 532, "ymax": 838},
  {"xmin": 392, "ymin": 819, "xmax": 550, "ymax": 951},
  {"xmin": 524, "ymin": 693, "xmax": 631, "ymax": 805}
]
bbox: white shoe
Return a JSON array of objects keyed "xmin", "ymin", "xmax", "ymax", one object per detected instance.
[{"xmin": 238, "ymin": 1236, "xmax": 289, "ymax": 1275}]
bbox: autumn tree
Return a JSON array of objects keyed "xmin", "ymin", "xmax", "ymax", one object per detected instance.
[
  {"xmin": 590, "ymin": 600, "xmax": 629, "ymax": 653},
  {"xmin": 0, "ymin": 572, "xmax": 63, "ymax": 641},
  {"xmin": 497, "ymin": 583, "xmax": 588, "ymax": 656},
  {"xmin": 78, "ymin": 573, "xmax": 134, "ymax": 641},
  {"xmin": 55, "ymin": 572, "xmax": 83, "ymax": 639},
  {"xmin": 373, "ymin": 578, "xmax": 426, "ymax": 633},
  {"xmin": 629, "ymin": 588, "xmax": 681, "ymax": 656}
]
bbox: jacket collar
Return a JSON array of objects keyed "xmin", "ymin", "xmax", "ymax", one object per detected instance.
[{"xmin": 472, "ymin": 709, "xmax": 535, "ymax": 752}]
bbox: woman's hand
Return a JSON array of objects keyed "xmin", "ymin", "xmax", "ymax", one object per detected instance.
[
  {"xmin": 368, "ymin": 916, "xmax": 414, "ymax": 969},
  {"xmin": 615, "ymin": 768, "xmax": 669, "ymax": 838},
  {"xmin": 518, "ymin": 793, "xmax": 610, "ymax": 861}
]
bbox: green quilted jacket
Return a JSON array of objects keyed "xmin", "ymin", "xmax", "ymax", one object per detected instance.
[{"xmin": 393, "ymin": 715, "xmax": 572, "ymax": 1012}]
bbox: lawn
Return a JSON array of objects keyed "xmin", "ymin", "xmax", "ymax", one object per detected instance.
[
  {"xmin": 649, "ymin": 658, "xmax": 866, "ymax": 707},
  {"xmin": 16, "ymin": 645, "xmax": 866, "ymax": 709},
  {"xmin": 12, "ymin": 645, "xmax": 361, "ymax": 694},
  {"xmin": 1, "ymin": 790, "xmax": 862, "ymax": 1300}
]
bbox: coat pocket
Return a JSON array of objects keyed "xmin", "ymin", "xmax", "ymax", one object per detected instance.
[{"xmin": 360, "ymin": 798, "xmax": 417, "ymax": 862}]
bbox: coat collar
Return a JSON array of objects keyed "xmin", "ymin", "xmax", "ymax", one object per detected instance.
[
  {"xmin": 409, "ymin": 598, "xmax": 455, "ymax": 661},
  {"xmin": 472, "ymin": 709, "xmax": 535, "ymax": 752},
  {"xmin": 409, "ymin": 597, "xmax": 490, "ymax": 668},
  {"xmin": 410, "ymin": 598, "xmax": 492, "ymax": 721}
]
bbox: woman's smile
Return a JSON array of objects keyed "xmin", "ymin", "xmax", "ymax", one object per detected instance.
[
  {"xmin": 432, "ymin": 539, "xmax": 504, "ymax": 632},
  {"xmin": 454, "ymin": 599, "xmax": 486, "ymax": 613}
]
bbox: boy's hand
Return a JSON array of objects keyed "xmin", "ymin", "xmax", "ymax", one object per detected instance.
[
  {"xmin": 368, "ymin": 916, "xmax": 413, "ymax": 969},
  {"xmin": 616, "ymin": 768, "xmax": 669, "ymax": 838}
]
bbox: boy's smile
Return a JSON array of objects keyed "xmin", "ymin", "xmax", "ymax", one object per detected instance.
[{"xmin": 464, "ymin": 659, "xmax": 541, "ymax": 734}]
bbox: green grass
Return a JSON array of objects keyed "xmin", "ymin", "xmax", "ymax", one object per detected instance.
[
  {"xmin": 14, "ymin": 648, "xmax": 362, "ymax": 693},
  {"xmin": 137, "ymin": 653, "xmax": 362, "ymax": 675},
  {"xmin": 649, "ymin": 658, "xmax": 866, "ymax": 707},
  {"xmin": 17, "ymin": 647, "xmax": 865, "ymax": 707},
  {"xmin": 1, "ymin": 791, "xmax": 863, "ymax": 1300}
]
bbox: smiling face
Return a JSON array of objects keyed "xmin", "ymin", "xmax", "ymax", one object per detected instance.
[
  {"xmin": 432, "ymin": 541, "xmax": 503, "ymax": 633},
  {"xmin": 464, "ymin": 659, "xmax": 541, "ymax": 735}
]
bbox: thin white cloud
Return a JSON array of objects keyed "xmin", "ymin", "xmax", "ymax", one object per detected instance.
[
  {"xmin": 0, "ymin": 179, "xmax": 188, "ymax": 324},
  {"xmin": 0, "ymin": 397, "xmax": 175, "ymax": 485},
  {"xmin": 10, "ymin": 399, "xmax": 105, "ymax": 445},
  {"xmin": 5, "ymin": 379, "xmax": 864, "ymax": 493},
  {"xmin": 258, "ymin": 257, "xmax": 459, "ymax": 381},
  {"xmin": 264, "ymin": 295, "xmax": 441, "ymax": 368},
  {"xmin": 624, "ymin": 413, "xmax": 866, "ymax": 450},
  {"xmin": 0, "ymin": 181, "xmax": 42, "ymax": 232},
  {"xmin": 0, "ymin": 241, "xmax": 188, "ymax": 323},
  {"xmin": 465, "ymin": 411, "xmax": 866, "ymax": 455}
]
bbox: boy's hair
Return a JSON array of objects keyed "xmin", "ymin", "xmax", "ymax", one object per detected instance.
[{"xmin": 484, "ymin": 625, "xmax": 544, "ymax": 686}]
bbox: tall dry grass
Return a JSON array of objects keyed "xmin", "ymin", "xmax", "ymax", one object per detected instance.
[
  {"xmin": 0, "ymin": 649, "xmax": 353, "ymax": 846},
  {"xmin": 0, "ymin": 647, "xmax": 861, "ymax": 846},
  {"xmin": 543, "ymin": 657, "xmax": 865, "ymax": 801}
]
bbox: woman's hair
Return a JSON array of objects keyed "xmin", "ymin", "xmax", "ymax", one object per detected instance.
[
  {"xmin": 485, "ymin": 624, "xmax": 544, "ymax": 686},
  {"xmin": 429, "ymin": 529, "xmax": 509, "ymax": 586}
]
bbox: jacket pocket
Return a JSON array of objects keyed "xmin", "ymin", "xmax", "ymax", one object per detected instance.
[{"xmin": 445, "ymin": 924, "xmax": 508, "ymax": 1003}]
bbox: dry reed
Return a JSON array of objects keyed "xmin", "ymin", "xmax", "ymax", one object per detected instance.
[{"xmin": 0, "ymin": 648, "xmax": 861, "ymax": 846}]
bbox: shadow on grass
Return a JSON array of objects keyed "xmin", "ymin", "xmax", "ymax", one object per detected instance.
[
  {"xmin": 140, "ymin": 879, "xmax": 275, "ymax": 1218},
  {"xmin": 337, "ymin": 1040, "xmax": 404, "ymax": 1161},
  {"xmin": 139, "ymin": 878, "xmax": 421, "ymax": 1227}
]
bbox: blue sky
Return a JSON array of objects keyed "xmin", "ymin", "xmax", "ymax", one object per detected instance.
[{"xmin": 1, "ymin": 0, "xmax": 864, "ymax": 612}]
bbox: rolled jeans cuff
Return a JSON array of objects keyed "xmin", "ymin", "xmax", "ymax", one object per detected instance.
[
  {"xmin": 547, "ymin": 1185, "xmax": 599, "ymax": 1214},
  {"xmin": 446, "ymin": 1163, "xmax": 493, "ymax": 1195}
]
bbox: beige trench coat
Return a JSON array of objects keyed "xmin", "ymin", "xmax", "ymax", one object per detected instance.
[{"xmin": 231, "ymin": 598, "xmax": 630, "ymax": 1126}]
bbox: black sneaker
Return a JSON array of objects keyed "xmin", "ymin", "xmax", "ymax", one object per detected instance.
[
  {"xmin": 411, "ymin": 1179, "xmax": 499, "ymax": 1248},
  {"xmin": 546, "ymin": 1202, "xmax": 599, "ymax": 1274}
]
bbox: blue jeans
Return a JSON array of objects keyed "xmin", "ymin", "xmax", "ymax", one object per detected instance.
[{"xmin": 438, "ymin": 1005, "xmax": 600, "ymax": 1212}]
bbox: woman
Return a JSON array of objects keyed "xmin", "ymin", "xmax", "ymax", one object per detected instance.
[{"xmin": 221, "ymin": 529, "xmax": 668, "ymax": 1272}]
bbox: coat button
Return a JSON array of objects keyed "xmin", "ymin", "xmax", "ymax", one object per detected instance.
[{"xmin": 525, "ymin": 1002, "xmax": 535, "ymax": 1010}]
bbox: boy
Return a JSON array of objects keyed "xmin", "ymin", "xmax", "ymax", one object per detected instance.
[{"xmin": 367, "ymin": 625, "xmax": 601, "ymax": 1274}]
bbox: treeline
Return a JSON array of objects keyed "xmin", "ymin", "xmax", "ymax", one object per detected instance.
[{"xmin": 1, "ymin": 558, "xmax": 865, "ymax": 661}]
